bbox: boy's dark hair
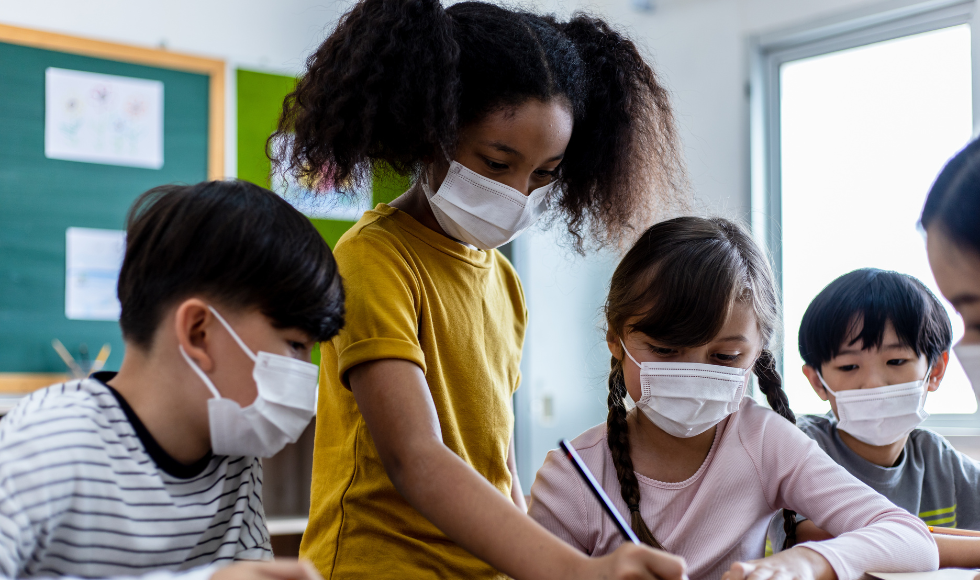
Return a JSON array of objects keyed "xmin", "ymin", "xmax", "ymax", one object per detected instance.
[
  {"xmin": 118, "ymin": 180, "xmax": 345, "ymax": 348},
  {"xmin": 799, "ymin": 268, "xmax": 952, "ymax": 370},
  {"xmin": 921, "ymin": 138, "xmax": 980, "ymax": 255},
  {"xmin": 272, "ymin": 0, "xmax": 688, "ymax": 251}
]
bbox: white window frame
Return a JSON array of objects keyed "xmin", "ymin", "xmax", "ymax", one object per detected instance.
[{"xmin": 750, "ymin": 0, "xmax": 980, "ymax": 434}]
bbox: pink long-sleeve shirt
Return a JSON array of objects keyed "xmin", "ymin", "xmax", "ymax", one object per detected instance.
[{"xmin": 528, "ymin": 399, "xmax": 938, "ymax": 580}]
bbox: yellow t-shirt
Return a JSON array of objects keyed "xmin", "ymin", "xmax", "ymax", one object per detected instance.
[{"xmin": 300, "ymin": 204, "xmax": 525, "ymax": 580}]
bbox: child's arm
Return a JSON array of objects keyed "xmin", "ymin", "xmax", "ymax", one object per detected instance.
[
  {"xmin": 507, "ymin": 419, "xmax": 528, "ymax": 512},
  {"xmin": 933, "ymin": 534, "xmax": 980, "ymax": 568},
  {"xmin": 740, "ymin": 406, "xmax": 938, "ymax": 580},
  {"xmin": 795, "ymin": 520, "xmax": 835, "ymax": 543},
  {"xmin": 350, "ymin": 359, "xmax": 687, "ymax": 580}
]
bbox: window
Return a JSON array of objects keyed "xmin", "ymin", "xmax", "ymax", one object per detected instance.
[{"xmin": 752, "ymin": 1, "xmax": 979, "ymax": 428}]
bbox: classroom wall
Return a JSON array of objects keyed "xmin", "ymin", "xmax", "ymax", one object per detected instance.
[
  {"xmin": 2, "ymin": 0, "xmax": 952, "ymax": 482},
  {"xmin": 0, "ymin": 0, "xmax": 341, "ymax": 179},
  {"xmin": 511, "ymin": 0, "xmax": 951, "ymax": 484}
]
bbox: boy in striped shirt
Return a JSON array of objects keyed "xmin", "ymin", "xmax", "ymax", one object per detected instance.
[{"xmin": 0, "ymin": 181, "xmax": 344, "ymax": 580}]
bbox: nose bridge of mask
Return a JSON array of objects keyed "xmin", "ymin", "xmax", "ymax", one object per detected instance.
[
  {"xmin": 620, "ymin": 339, "xmax": 749, "ymax": 401},
  {"xmin": 252, "ymin": 352, "xmax": 319, "ymax": 410},
  {"xmin": 819, "ymin": 369, "xmax": 930, "ymax": 399},
  {"xmin": 438, "ymin": 163, "xmax": 553, "ymax": 228},
  {"xmin": 819, "ymin": 370, "xmax": 930, "ymax": 421}
]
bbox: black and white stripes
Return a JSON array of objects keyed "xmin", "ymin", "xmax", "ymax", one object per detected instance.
[{"xmin": 0, "ymin": 377, "xmax": 271, "ymax": 579}]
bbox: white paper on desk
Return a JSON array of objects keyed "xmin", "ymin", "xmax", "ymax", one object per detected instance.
[
  {"xmin": 867, "ymin": 569, "xmax": 979, "ymax": 580},
  {"xmin": 45, "ymin": 68, "xmax": 164, "ymax": 169},
  {"xmin": 65, "ymin": 227, "xmax": 126, "ymax": 321}
]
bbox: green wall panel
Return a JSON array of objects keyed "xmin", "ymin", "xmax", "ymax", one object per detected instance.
[
  {"xmin": 0, "ymin": 42, "xmax": 210, "ymax": 372},
  {"xmin": 236, "ymin": 68, "xmax": 412, "ymax": 249}
]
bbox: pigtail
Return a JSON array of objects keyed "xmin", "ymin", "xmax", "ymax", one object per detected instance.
[
  {"xmin": 605, "ymin": 357, "xmax": 664, "ymax": 550},
  {"xmin": 272, "ymin": 0, "xmax": 459, "ymax": 190},
  {"xmin": 556, "ymin": 15, "xmax": 689, "ymax": 250},
  {"xmin": 753, "ymin": 349, "xmax": 799, "ymax": 550}
]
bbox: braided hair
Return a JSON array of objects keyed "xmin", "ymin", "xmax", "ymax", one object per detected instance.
[
  {"xmin": 271, "ymin": 0, "xmax": 688, "ymax": 251},
  {"xmin": 603, "ymin": 217, "xmax": 799, "ymax": 550}
]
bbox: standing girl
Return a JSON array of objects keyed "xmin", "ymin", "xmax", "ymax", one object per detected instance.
[
  {"xmin": 273, "ymin": 0, "xmax": 688, "ymax": 578},
  {"xmin": 529, "ymin": 217, "xmax": 938, "ymax": 580}
]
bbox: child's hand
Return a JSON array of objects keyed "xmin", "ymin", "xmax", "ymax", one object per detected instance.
[
  {"xmin": 723, "ymin": 548, "xmax": 836, "ymax": 580},
  {"xmin": 211, "ymin": 559, "xmax": 324, "ymax": 580},
  {"xmin": 574, "ymin": 543, "xmax": 688, "ymax": 580}
]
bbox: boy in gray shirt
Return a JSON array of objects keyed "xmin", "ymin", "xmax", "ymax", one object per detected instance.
[{"xmin": 771, "ymin": 268, "xmax": 980, "ymax": 565}]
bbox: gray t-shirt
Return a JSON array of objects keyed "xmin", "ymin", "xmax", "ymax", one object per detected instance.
[{"xmin": 769, "ymin": 413, "xmax": 980, "ymax": 551}]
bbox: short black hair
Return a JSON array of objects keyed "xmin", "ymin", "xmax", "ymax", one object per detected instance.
[
  {"xmin": 798, "ymin": 268, "xmax": 952, "ymax": 370},
  {"xmin": 118, "ymin": 180, "xmax": 345, "ymax": 348},
  {"xmin": 921, "ymin": 137, "xmax": 980, "ymax": 254}
]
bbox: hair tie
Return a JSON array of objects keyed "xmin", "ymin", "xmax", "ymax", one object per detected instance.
[{"xmin": 627, "ymin": 503, "xmax": 640, "ymax": 512}]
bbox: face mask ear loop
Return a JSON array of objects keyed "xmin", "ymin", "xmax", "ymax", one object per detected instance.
[
  {"xmin": 179, "ymin": 345, "xmax": 222, "ymax": 400},
  {"xmin": 817, "ymin": 371, "xmax": 838, "ymax": 396},
  {"xmin": 619, "ymin": 339, "xmax": 642, "ymax": 368},
  {"xmin": 207, "ymin": 306, "xmax": 258, "ymax": 362},
  {"xmin": 920, "ymin": 365, "xmax": 934, "ymax": 403}
]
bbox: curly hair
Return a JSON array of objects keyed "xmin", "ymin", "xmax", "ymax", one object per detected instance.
[{"xmin": 271, "ymin": 0, "xmax": 688, "ymax": 250}]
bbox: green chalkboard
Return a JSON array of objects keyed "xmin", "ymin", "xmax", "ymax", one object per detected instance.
[{"xmin": 0, "ymin": 41, "xmax": 211, "ymax": 373}]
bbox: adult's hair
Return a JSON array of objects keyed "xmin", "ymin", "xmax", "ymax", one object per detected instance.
[
  {"xmin": 799, "ymin": 268, "xmax": 952, "ymax": 372},
  {"xmin": 602, "ymin": 216, "xmax": 800, "ymax": 549},
  {"xmin": 921, "ymin": 138, "xmax": 980, "ymax": 254},
  {"xmin": 272, "ymin": 0, "xmax": 687, "ymax": 250},
  {"xmin": 118, "ymin": 180, "xmax": 345, "ymax": 348}
]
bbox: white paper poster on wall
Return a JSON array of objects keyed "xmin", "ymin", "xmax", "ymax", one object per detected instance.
[
  {"xmin": 45, "ymin": 68, "xmax": 164, "ymax": 169},
  {"xmin": 65, "ymin": 227, "xmax": 126, "ymax": 321}
]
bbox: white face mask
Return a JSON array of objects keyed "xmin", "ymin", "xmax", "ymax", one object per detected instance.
[
  {"xmin": 819, "ymin": 370, "xmax": 930, "ymax": 447},
  {"xmin": 621, "ymin": 340, "xmax": 750, "ymax": 438},
  {"xmin": 421, "ymin": 161, "xmax": 554, "ymax": 250},
  {"xmin": 179, "ymin": 306, "xmax": 319, "ymax": 458},
  {"xmin": 954, "ymin": 343, "xmax": 980, "ymax": 397}
]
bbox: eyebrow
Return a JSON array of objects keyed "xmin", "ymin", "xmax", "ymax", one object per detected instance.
[
  {"xmin": 482, "ymin": 140, "xmax": 565, "ymax": 163},
  {"xmin": 715, "ymin": 334, "xmax": 750, "ymax": 343},
  {"xmin": 949, "ymin": 293, "xmax": 980, "ymax": 309},
  {"xmin": 837, "ymin": 343, "xmax": 912, "ymax": 356}
]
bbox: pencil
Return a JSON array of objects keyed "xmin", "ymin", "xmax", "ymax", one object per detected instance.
[
  {"xmin": 929, "ymin": 526, "xmax": 980, "ymax": 537},
  {"xmin": 559, "ymin": 439, "xmax": 641, "ymax": 545}
]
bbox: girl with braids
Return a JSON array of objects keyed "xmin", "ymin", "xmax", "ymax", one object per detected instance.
[
  {"xmin": 529, "ymin": 217, "xmax": 939, "ymax": 580},
  {"xmin": 276, "ymin": 0, "xmax": 688, "ymax": 578}
]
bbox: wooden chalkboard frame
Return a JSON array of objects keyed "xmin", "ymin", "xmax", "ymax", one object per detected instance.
[
  {"xmin": 0, "ymin": 24, "xmax": 225, "ymax": 394},
  {"xmin": 0, "ymin": 24, "xmax": 225, "ymax": 179}
]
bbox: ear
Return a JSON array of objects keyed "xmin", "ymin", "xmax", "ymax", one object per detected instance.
[
  {"xmin": 606, "ymin": 328, "xmax": 623, "ymax": 361},
  {"xmin": 802, "ymin": 365, "xmax": 828, "ymax": 401},
  {"xmin": 174, "ymin": 298, "xmax": 215, "ymax": 373},
  {"xmin": 927, "ymin": 351, "xmax": 950, "ymax": 392}
]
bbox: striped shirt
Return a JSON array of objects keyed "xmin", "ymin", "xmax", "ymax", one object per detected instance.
[{"xmin": 0, "ymin": 373, "xmax": 272, "ymax": 579}]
